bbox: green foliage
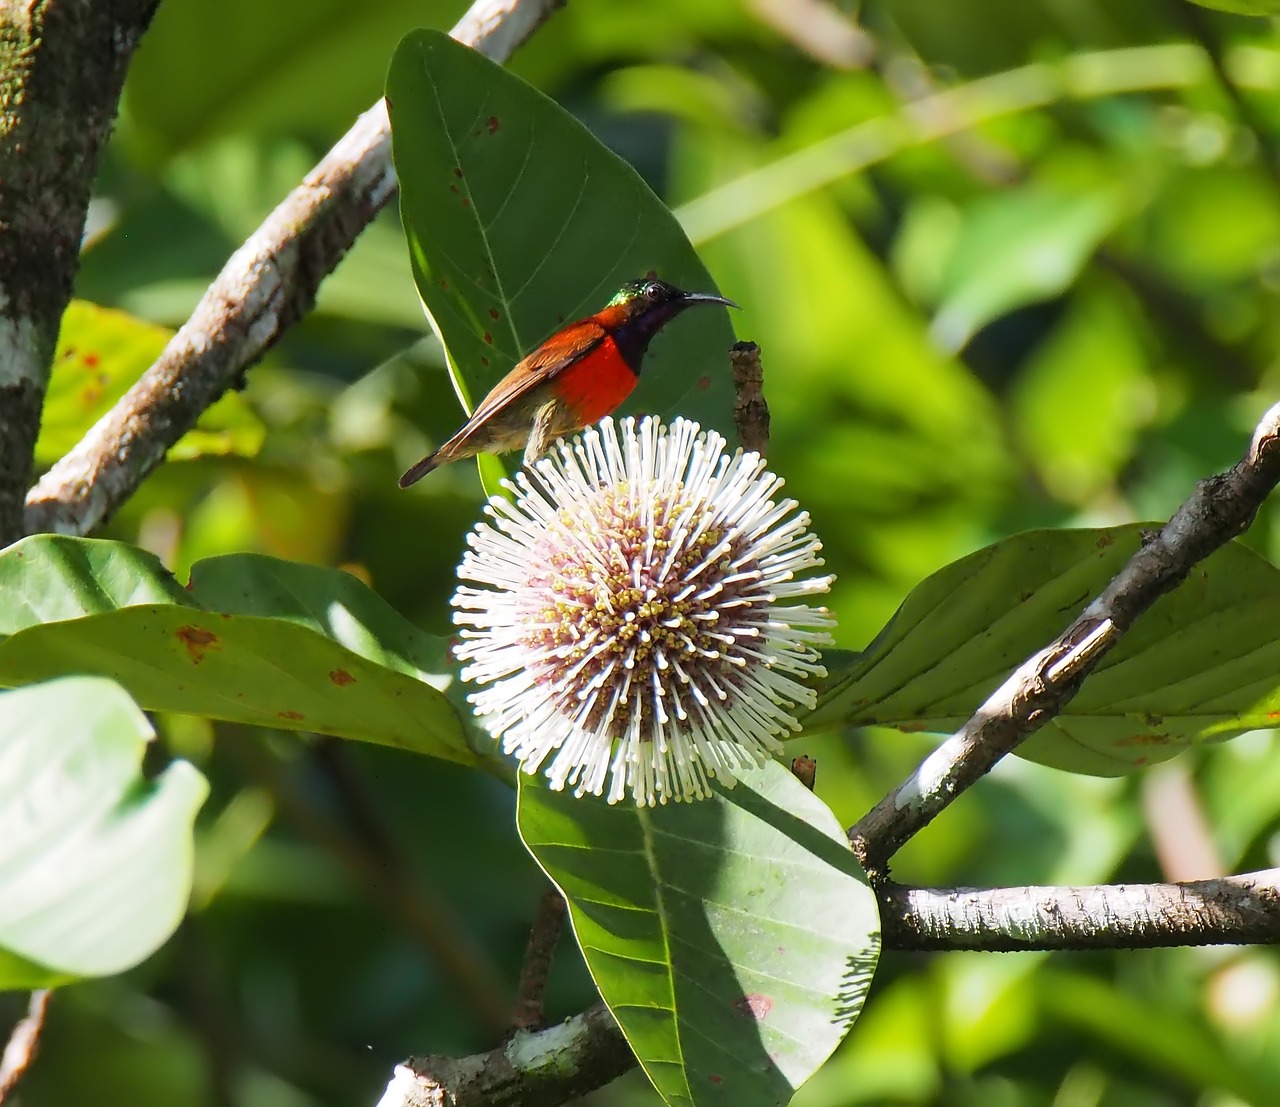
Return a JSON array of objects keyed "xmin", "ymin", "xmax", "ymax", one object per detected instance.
[
  {"xmin": 807, "ymin": 526, "xmax": 1280, "ymax": 773},
  {"xmin": 12, "ymin": 1, "xmax": 1280, "ymax": 1106},
  {"xmin": 519, "ymin": 763, "xmax": 878, "ymax": 1107},
  {"xmin": 0, "ymin": 536, "xmax": 469, "ymax": 763},
  {"xmin": 38, "ymin": 301, "xmax": 263, "ymax": 467},
  {"xmin": 388, "ymin": 30, "xmax": 737, "ymax": 441},
  {"xmin": 0, "ymin": 678, "xmax": 206, "ymax": 988}
]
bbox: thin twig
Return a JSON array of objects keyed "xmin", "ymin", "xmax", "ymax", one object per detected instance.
[
  {"xmin": 849, "ymin": 401, "xmax": 1280, "ymax": 877},
  {"xmin": 510, "ymin": 888, "xmax": 568, "ymax": 1032},
  {"xmin": 880, "ymin": 869, "xmax": 1280, "ymax": 950},
  {"xmin": 23, "ymin": 0, "xmax": 565, "ymax": 538},
  {"xmin": 730, "ymin": 341, "xmax": 769, "ymax": 455},
  {"xmin": 0, "ymin": 990, "xmax": 51, "ymax": 1104}
]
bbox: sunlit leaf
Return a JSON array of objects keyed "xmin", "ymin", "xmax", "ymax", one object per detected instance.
[
  {"xmin": 519, "ymin": 762, "xmax": 879, "ymax": 1107},
  {"xmin": 0, "ymin": 677, "xmax": 208, "ymax": 987},
  {"xmin": 0, "ymin": 536, "xmax": 471, "ymax": 765},
  {"xmin": 38, "ymin": 301, "xmax": 265, "ymax": 467}
]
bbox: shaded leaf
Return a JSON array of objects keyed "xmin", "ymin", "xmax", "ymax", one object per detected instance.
[
  {"xmin": 805, "ymin": 526, "xmax": 1280, "ymax": 774},
  {"xmin": 388, "ymin": 29, "xmax": 737, "ymax": 449},
  {"xmin": 38, "ymin": 301, "xmax": 264, "ymax": 467},
  {"xmin": 0, "ymin": 536, "xmax": 471, "ymax": 765},
  {"xmin": 1181, "ymin": 0, "xmax": 1280, "ymax": 12},
  {"xmin": 518, "ymin": 761, "xmax": 879, "ymax": 1107},
  {"xmin": 0, "ymin": 677, "xmax": 208, "ymax": 987}
]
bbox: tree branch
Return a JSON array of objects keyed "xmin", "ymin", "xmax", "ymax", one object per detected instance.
[
  {"xmin": 0, "ymin": 989, "xmax": 51, "ymax": 1105},
  {"xmin": 376, "ymin": 1004, "xmax": 634, "ymax": 1107},
  {"xmin": 510, "ymin": 888, "xmax": 568, "ymax": 1033},
  {"xmin": 374, "ymin": 866, "xmax": 1280, "ymax": 1105},
  {"xmin": 880, "ymin": 870, "xmax": 1280, "ymax": 951},
  {"xmin": 0, "ymin": 0, "xmax": 159, "ymax": 547},
  {"xmin": 730, "ymin": 340, "xmax": 770, "ymax": 455},
  {"xmin": 849, "ymin": 400, "xmax": 1280, "ymax": 877},
  {"xmin": 22, "ymin": 0, "xmax": 565, "ymax": 537}
]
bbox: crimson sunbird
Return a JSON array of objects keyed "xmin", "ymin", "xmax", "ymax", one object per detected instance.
[{"xmin": 398, "ymin": 276, "xmax": 737, "ymax": 487}]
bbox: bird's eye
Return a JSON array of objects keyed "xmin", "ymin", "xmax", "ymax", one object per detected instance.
[{"xmin": 643, "ymin": 281, "xmax": 663, "ymax": 301}]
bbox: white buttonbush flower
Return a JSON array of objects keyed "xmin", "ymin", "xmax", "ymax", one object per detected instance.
[{"xmin": 452, "ymin": 416, "xmax": 835, "ymax": 805}]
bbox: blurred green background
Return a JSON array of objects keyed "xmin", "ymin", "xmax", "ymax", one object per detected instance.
[{"xmin": 11, "ymin": 0, "xmax": 1280, "ymax": 1104}]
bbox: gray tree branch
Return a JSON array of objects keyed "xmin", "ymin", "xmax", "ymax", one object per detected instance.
[
  {"xmin": 0, "ymin": 0, "xmax": 159, "ymax": 547},
  {"xmin": 374, "ymin": 868, "xmax": 1280, "ymax": 1107},
  {"xmin": 849, "ymin": 400, "xmax": 1280, "ymax": 877},
  {"xmin": 880, "ymin": 869, "xmax": 1280, "ymax": 951},
  {"xmin": 22, "ymin": 0, "xmax": 565, "ymax": 537}
]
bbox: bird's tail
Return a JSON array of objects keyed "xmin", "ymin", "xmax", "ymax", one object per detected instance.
[{"xmin": 398, "ymin": 451, "xmax": 441, "ymax": 488}]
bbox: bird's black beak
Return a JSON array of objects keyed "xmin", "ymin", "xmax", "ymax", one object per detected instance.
[{"xmin": 681, "ymin": 291, "xmax": 739, "ymax": 310}]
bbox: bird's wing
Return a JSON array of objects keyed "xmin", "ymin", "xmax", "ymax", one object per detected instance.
[{"xmin": 446, "ymin": 321, "xmax": 608, "ymax": 442}]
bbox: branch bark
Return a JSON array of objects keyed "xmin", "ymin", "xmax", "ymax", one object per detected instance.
[
  {"xmin": 22, "ymin": 0, "xmax": 565, "ymax": 537},
  {"xmin": 0, "ymin": 0, "xmax": 159, "ymax": 547},
  {"xmin": 849, "ymin": 400, "xmax": 1280, "ymax": 877},
  {"xmin": 376, "ymin": 1005, "xmax": 634, "ymax": 1107},
  {"xmin": 880, "ymin": 870, "xmax": 1280, "ymax": 951},
  {"xmin": 374, "ymin": 868, "xmax": 1280, "ymax": 1106},
  {"xmin": 0, "ymin": 989, "xmax": 50, "ymax": 1105}
]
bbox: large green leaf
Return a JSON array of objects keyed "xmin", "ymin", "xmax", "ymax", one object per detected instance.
[
  {"xmin": 805, "ymin": 526, "xmax": 1280, "ymax": 775},
  {"xmin": 518, "ymin": 762, "xmax": 880, "ymax": 1107},
  {"xmin": 37, "ymin": 301, "xmax": 265, "ymax": 468},
  {"xmin": 0, "ymin": 678, "xmax": 208, "ymax": 988},
  {"xmin": 387, "ymin": 29, "xmax": 737, "ymax": 443},
  {"xmin": 0, "ymin": 536, "xmax": 471, "ymax": 764}
]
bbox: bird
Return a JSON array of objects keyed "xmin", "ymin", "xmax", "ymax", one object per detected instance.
[{"xmin": 398, "ymin": 275, "xmax": 737, "ymax": 487}]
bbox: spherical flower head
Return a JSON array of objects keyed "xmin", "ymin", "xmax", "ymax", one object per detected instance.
[{"xmin": 452, "ymin": 416, "xmax": 835, "ymax": 805}]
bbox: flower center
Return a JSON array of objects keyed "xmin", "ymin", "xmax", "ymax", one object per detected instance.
[{"xmin": 519, "ymin": 484, "xmax": 760, "ymax": 735}]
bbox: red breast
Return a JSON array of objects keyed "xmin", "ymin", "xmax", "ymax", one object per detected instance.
[{"xmin": 549, "ymin": 334, "xmax": 639, "ymax": 424}]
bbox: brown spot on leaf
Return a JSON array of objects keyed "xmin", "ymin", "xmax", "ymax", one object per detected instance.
[
  {"xmin": 450, "ymin": 184, "xmax": 460, "ymax": 194},
  {"xmin": 83, "ymin": 353, "xmax": 99, "ymax": 368},
  {"xmin": 176, "ymin": 625, "xmax": 218, "ymax": 664},
  {"xmin": 696, "ymin": 375, "xmax": 711, "ymax": 391},
  {"xmin": 480, "ymin": 356, "xmax": 489, "ymax": 367},
  {"xmin": 489, "ymin": 308, "xmax": 500, "ymax": 319},
  {"xmin": 329, "ymin": 669, "xmax": 356, "ymax": 687},
  {"xmin": 734, "ymin": 994, "xmax": 772, "ymax": 1019},
  {"xmin": 453, "ymin": 166, "xmax": 463, "ymax": 178},
  {"xmin": 462, "ymin": 198, "xmax": 471, "ymax": 208},
  {"xmin": 440, "ymin": 279, "xmax": 450, "ymax": 290},
  {"xmin": 1115, "ymin": 733, "xmax": 1171, "ymax": 747},
  {"xmin": 278, "ymin": 710, "xmax": 304, "ymax": 721},
  {"xmin": 708, "ymin": 1075, "xmax": 722, "ymax": 1085},
  {"xmin": 486, "ymin": 115, "xmax": 500, "ymax": 134},
  {"xmin": 483, "ymin": 331, "xmax": 493, "ymax": 345}
]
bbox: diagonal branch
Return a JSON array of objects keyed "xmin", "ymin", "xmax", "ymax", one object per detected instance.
[
  {"xmin": 0, "ymin": 0, "xmax": 160, "ymax": 547},
  {"xmin": 849, "ymin": 401, "xmax": 1280, "ymax": 877},
  {"xmin": 0, "ymin": 990, "xmax": 51, "ymax": 1105},
  {"xmin": 23, "ymin": 0, "xmax": 565, "ymax": 538}
]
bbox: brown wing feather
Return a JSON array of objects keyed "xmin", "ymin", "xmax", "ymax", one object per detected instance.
[
  {"xmin": 398, "ymin": 321, "xmax": 608, "ymax": 487},
  {"xmin": 440, "ymin": 321, "xmax": 607, "ymax": 451}
]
